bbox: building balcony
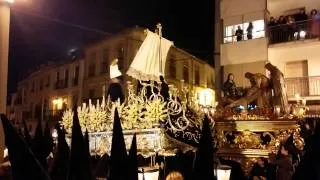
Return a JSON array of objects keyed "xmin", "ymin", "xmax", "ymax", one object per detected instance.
[
  {"xmin": 55, "ymin": 80, "xmax": 66, "ymax": 89},
  {"xmin": 73, "ymin": 78, "xmax": 79, "ymax": 86},
  {"xmin": 14, "ymin": 98, "xmax": 22, "ymax": 105},
  {"xmin": 285, "ymin": 76, "xmax": 320, "ymax": 99},
  {"xmin": 268, "ymin": 19, "xmax": 319, "ymax": 45}
]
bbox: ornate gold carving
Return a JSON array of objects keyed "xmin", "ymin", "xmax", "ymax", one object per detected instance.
[
  {"xmin": 215, "ymin": 119, "xmax": 305, "ymax": 174},
  {"xmin": 234, "ymin": 130, "xmax": 262, "ymax": 149}
]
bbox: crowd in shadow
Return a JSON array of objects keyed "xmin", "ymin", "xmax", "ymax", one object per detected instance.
[{"xmin": 268, "ymin": 8, "xmax": 320, "ymax": 44}]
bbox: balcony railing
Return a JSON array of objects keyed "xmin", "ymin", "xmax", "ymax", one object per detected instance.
[
  {"xmin": 285, "ymin": 76, "xmax": 320, "ymax": 97},
  {"xmin": 73, "ymin": 78, "xmax": 79, "ymax": 86},
  {"xmin": 268, "ymin": 19, "xmax": 319, "ymax": 45},
  {"xmin": 55, "ymin": 80, "xmax": 65, "ymax": 89}
]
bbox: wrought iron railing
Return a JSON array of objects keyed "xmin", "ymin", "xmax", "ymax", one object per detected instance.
[
  {"xmin": 285, "ymin": 76, "xmax": 320, "ymax": 97},
  {"xmin": 268, "ymin": 19, "xmax": 319, "ymax": 44}
]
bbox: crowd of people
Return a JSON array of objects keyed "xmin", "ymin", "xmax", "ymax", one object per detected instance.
[
  {"xmin": 235, "ymin": 22, "xmax": 255, "ymax": 42},
  {"xmin": 233, "ymin": 8, "xmax": 320, "ymax": 44},
  {"xmin": 268, "ymin": 9, "xmax": 320, "ymax": 43}
]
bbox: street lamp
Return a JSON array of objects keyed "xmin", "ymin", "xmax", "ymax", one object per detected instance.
[
  {"xmin": 217, "ymin": 165, "xmax": 232, "ymax": 180},
  {"xmin": 0, "ymin": 0, "xmax": 13, "ymax": 163}
]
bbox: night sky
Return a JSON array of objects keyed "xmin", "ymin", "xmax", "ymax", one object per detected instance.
[{"xmin": 8, "ymin": 0, "xmax": 214, "ymax": 93}]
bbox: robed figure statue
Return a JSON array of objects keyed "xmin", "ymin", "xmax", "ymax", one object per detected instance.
[
  {"xmin": 265, "ymin": 63, "xmax": 289, "ymax": 114},
  {"xmin": 107, "ymin": 59, "xmax": 124, "ymax": 104}
]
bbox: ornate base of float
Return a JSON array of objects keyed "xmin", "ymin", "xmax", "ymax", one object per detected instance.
[
  {"xmin": 66, "ymin": 128, "xmax": 193, "ymax": 158},
  {"xmin": 214, "ymin": 119, "xmax": 304, "ymax": 175}
]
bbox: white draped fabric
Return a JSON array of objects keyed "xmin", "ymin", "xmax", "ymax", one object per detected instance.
[{"xmin": 127, "ymin": 30, "xmax": 173, "ymax": 82}]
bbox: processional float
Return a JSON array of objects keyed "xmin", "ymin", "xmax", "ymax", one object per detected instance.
[
  {"xmin": 61, "ymin": 24, "xmax": 308, "ymax": 175},
  {"xmin": 62, "ymin": 24, "xmax": 212, "ymax": 161}
]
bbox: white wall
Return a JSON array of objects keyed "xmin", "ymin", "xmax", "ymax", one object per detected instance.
[
  {"xmin": 224, "ymin": 61, "xmax": 266, "ymax": 87},
  {"xmin": 268, "ymin": 40, "xmax": 320, "ymax": 77},
  {"xmin": 221, "ymin": 38, "xmax": 268, "ymax": 66},
  {"xmin": 221, "ymin": 0, "xmax": 266, "ymax": 19},
  {"xmin": 268, "ymin": 0, "xmax": 320, "ymax": 17}
]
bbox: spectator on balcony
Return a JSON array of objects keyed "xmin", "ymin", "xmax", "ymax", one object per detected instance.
[
  {"xmin": 247, "ymin": 22, "xmax": 254, "ymax": 40},
  {"xmin": 295, "ymin": 9, "xmax": 308, "ymax": 40},
  {"xmin": 235, "ymin": 26, "xmax": 243, "ymax": 41},
  {"xmin": 310, "ymin": 9, "xmax": 320, "ymax": 38},
  {"xmin": 268, "ymin": 17, "xmax": 278, "ymax": 43},
  {"xmin": 287, "ymin": 16, "xmax": 296, "ymax": 41},
  {"xmin": 278, "ymin": 16, "xmax": 287, "ymax": 42}
]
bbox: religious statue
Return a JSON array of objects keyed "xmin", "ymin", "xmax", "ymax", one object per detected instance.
[
  {"xmin": 226, "ymin": 72, "xmax": 271, "ymax": 108},
  {"xmin": 265, "ymin": 63, "xmax": 289, "ymax": 114},
  {"xmin": 106, "ymin": 59, "xmax": 124, "ymax": 104},
  {"xmin": 223, "ymin": 73, "xmax": 239, "ymax": 102}
]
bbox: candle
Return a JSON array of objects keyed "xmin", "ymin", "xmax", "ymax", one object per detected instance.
[
  {"xmin": 302, "ymin": 99, "xmax": 307, "ymax": 106},
  {"xmin": 102, "ymin": 96, "xmax": 105, "ymax": 108},
  {"xmin": 275, "ymin": 106, "xmax": 280, "ymax": 117}
]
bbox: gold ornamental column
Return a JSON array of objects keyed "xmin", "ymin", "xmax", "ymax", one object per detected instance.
[{"xmin": 0, "ymin": 0, "xmax": 12, "ymax": 163}]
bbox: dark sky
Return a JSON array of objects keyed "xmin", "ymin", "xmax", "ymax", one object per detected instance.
[{"xmin": 8, "ymin": 0, "xmax": 214, "ymax": 93}]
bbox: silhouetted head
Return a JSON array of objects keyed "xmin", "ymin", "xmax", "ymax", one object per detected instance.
[
  {"xmin": 265, "ymin": 63, "xmax": 273, "ymax": 70},
  {"xmin": 257, "ymin": 157, "xmax": 266, "ymax": 167},
  {"xmin": 311, "ymin": 9, "xmax": 318, "ymax": 16},
  {"xmin": 245, "ymin": 72, "xmax": 254, "ymax": 79},
  {"xmin": 279, "ymin": 16, "xmax": 284, "ymax": 21},
  {"xmin": 160, "ymin": 75, "xmax": 165, "ymax": 82},
  {"xmin": 227, "ymin": 73, "xmax": 234, "ymax": 81},
  {"xmin": 280, "ymin": 144, "xmax": 290, "ymax": 156},
  {"xmin": 270, "ymin": 17, "xmax": 275, "ymax": 21}
]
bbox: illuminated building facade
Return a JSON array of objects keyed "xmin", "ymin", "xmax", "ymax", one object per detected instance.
[{"xmin": 9, "ymin": 27, "xmax": 215, "ymax": 127}]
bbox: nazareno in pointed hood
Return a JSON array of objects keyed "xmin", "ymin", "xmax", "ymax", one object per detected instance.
[
  {"xmin": 193, "ymin": 115, "xmax": 214, "ymax": 180},
  {"xmin": 0, "ymin": 114, "xmax": 51, "ymax": 180},
  {"xmin": 128, "ymin": 134, "xmax": 138, "ymax": 180},
  {"xmin": 68, "ymin": 109, "xmax": 94, "ymax": 180},
  {"xmin": 109, "ymin": 108, "xmax": 129, "ymax": 180}
]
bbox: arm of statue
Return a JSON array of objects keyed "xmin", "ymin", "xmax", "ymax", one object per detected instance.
[{"xmin": 226, "ymin": 87, "xmax": 260, "ymax": 108}]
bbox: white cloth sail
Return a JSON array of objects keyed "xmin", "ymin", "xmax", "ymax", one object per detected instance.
[{"xmin": 127, "ymin": 30, "xmax": 173, "ymax": 82}]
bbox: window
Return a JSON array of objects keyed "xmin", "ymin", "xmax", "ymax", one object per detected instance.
[
  {"xmin": 31, "ymin": 81, "xmax": 35, "ymax": 92},
  {"xmin": 89, "ymin": 51, "xmax": 97, "ymax": 61},
  {"xmin": 169, "ymin": 59, "xmax": 176, "ymax": 78},
  {"xmin": 64, "ymin": 69, "xmax": 69, "ymax": 88},
  {"xmin": 57, "ymin": 71, "xmax": 60, "ymax": 81},
  {"xmin": 195, "ymin": 65, "xmax": 200, "ymax": 86},
  {"xmin": 88, "ymin": 64, "xmax": 96, "ymax": 77},
  {"xmin": 89, "ymin": 89, "xmax": 95, "ymax": 98},
  {"xmin": 46, "ymin": 75, "xmax": 50, "ymax": 88},
  {"xmin": 285, "ymin": 60, "xmax": 308, "ymax": 78},
  {"xmin": 224, "ymin": 20, "xmax": 265, "ymax": 43},
  {"xmin": 74, "ymin": 66, "xmax": 79, "ymax": 86},
  {"xmin": 101, "ymin": 48, "xmax": 109, "ymax": 74},
  {"xmin": 72, "ymin": 95, "xmax": 78, "ymax": 107},
  {"xmin": 183, "ymin": 66, "xmax": 189, "ymax": 83},
  {"xmin": 40, "ymin": 79, "xmax": 43, "ymax": 90},
  {"xmin": 117, "ymin": 45, "xmax": 124, "ymax": 70}
]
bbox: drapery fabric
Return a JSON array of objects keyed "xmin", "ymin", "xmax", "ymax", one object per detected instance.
[{"xmin": 127, "ymin": 30, "xmax": 173, "ymax": 82}]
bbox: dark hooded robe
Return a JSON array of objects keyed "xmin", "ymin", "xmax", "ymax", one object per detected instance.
[
  {"xmin": 265, "ymin": 63, "xmax": 289, "ymax": 114},
  {"xmin": 107, "ymin": 79, "xmax": 124, "ymax": 104}
]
